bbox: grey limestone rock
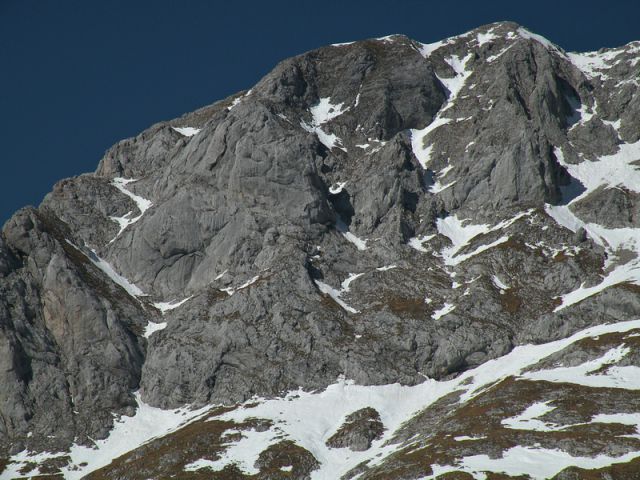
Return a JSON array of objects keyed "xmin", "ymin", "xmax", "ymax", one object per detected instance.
[
  {"xmin": 1, "ymin": 21, "xmax": 639, "ymax": 472},
  {"xmin": 326, "ymin": 407, "xmax": 385, "ymax": 451}
]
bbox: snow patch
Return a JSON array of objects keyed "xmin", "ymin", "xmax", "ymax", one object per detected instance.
[
  {"xmin": 439, "ymin": 53, "xmax": 474, "ymax": 112},
  {"xmin": 0, "ymin": 450, "xmax": 68, "ymax": 479},
  {"xmin": 501, "ymin": 401, "xmax": 561, "ymax": 432},
  {"xmin": 492, "ymin": 275, "xmax": 510, "ymax": 292},
  {"xmin": 522, "ymin": 345, "xmax": 640, "ymax": 389},
  {"xmin": 567, "ymin": 46, "xmax": 631, "ymax": 80},
  {"xmin": 221, "ymin": 275, "xmax": 260, "ymax": 296},
  {"xmin": 188, "ymin": 427, "xmax": 277, "ymax": 475},
  {"xmin": 314, "ymin": 273, "xmax": 363, "ymax": 314},
  {"xmin": 409, "ymin": 52, "xmax": 473, "ymax": 169},
  {"xmin": 436, "ymin": 212, "xmax": 530, "ymax": 266},
  {"xmin": 109, "ymin": 178, "xmax": 153, "ymax": 242},
  {"xmin": 432, "ymin": 302, "xmax": 456, "ymax": 320},
  {"xmin": 172, "ymin": 126, "xmax": 201, "ymax": 137},
  {"xmin": 476, "ymin": 30, "xmax": 498, "ymax": 46},
  {"xmin": 544, "ymin": 144, "xmax": 640, "ymax": 310},
  {"xmin": 66, "ymin": 241, "xmax": 145, "ymax": 297},
  {"xmin": 194, "ymin": 319, "xmax": 640, "ymax": 480},
  {"xmin": 419, "ymin": 39, "xmax": 448, "ymax": 58},
  {"xmin": 215, "ymin": 270, "xmax": 228, "ymax": 281},
  {"xmin": 410, "ymin": 117, "xmax": 452, "ymax": 169},
  {"xmin": 58, "ymin": 393, "xmax": 211, "ymax": 479},
  {"xmin": 429, "ymin": 178, "xmax": 457, "ymax": 194},
  {"xmin": 376, "ymin": 265, "xmax": 397, "ymax": 272},
  {"xmin": 454, "ymin": 435, "xmax": 485, "ymax": 442},
  {"xmin": 553, "ymin": 261, "xmax": 640, "ymax": 312},
  {"xmin": 144, "ymin": 321, "xmax": 167, "ymax": 338},
  {"xmin": 408, "ymin": 234, "xmax": 435, "ymax": 253},
  {"xmin": 555, "ymin": 143, "xmax": 640, "ymax": 198},
  {"xmin": 517, "ymin": 27, "xmax": 559, "ymax": 52},
  {"xmin": 301, "ymin": 97, "xmax": 348, "ymax": 152},
  {"xmin": 592, "ymin": 412, "xmax": 640, "ymax": 438},
  {"xmin": 428, "ymin": 446, "xmax": 640, "ymax": 480},
  {"xmin": 329, "ymin": 182, "xmax": 347, "ymax": 194},
  {"xmin": 417, "ymin": 30, "xmax": 472, "ymax": 58},
  {"xmin": 486, "ymin": 43, "xmax": 516, "ymax": 63},
  {"xmin": 310, "ymin": 97, "xmax": 349, "ymax": 125},
  {"xmin": 336, "ymin": 217, "xmax": 367, "ymax": 251},
  {"xmin": 153, "ymin": 296, "xmax": 193, "ymax": 314},
  {"xmin": 227, "ymin": 97, "xmax": 242, "ymax": 111},
  {"xmin": 331, "ymin": 41, "xmax": 355, "ymax": 47}
]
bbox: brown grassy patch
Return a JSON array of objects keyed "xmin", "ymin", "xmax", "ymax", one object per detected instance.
[
  {"xmin": 553, "ymin": 251, "xmax": 569, "ymax": 262},
  {"xmin": 386, "ymin": 296, "xmax": 428, "ymax": 319},
  {"xmin": 619, "ymin": 282, "xmax": 640, "ymax": 294},
  {"xmin": 319, "ymin": 292, "xmax": 343, "ymax": 312},
  {"xmin": 495, "ymin": 237, "xmax": 535, "ymax": 254},
  {"xmin": 86, "ymin": 410, "xmax": 261, "ymax": 480},
  {"xmin": 574, "ymin": 249, "xmax": 604, "ymax": 275},
  {"xmin": 552, "ymin": 456, "xmax": 640, "ymax": 479},
  {"xmin": 364, "ymin": 444, "xmax": 437, "ymax": 479},
  {"xmin": 254, "ymin": 440, "xmax": 319, "ymax": 477},
  {"xmin": 436, "ymin": 472, "xmax": 475, "ymax": 480},
  {"xmin": 19, "ymin": 461, "xmax": 37, "ymax": 475},
  {"xmin": 499, "ymin": 288, "xmax": 521, "ymax": 314},
  {"xmin": 367, "ymin": 376, "xmax": 640, "ymax": 478},
  {"xmin": 568, "ymin": 328, "xmax": 640, "ymax": 355},
  {"xmin": 85, "ymin": 406, "xmax": 320, "ymax": 480}
]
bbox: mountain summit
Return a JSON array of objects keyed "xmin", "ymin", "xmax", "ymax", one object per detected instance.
[{"xmin": 2, "ymin": 21, "xmax": 640, "ymax": 478}]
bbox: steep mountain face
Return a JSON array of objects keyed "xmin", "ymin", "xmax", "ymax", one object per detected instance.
[{"xmin": 1, "ymin": 21, "xmax": 640, "ymax": 479}]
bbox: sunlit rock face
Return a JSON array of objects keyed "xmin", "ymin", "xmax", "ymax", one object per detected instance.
[{"xmin": 2, "ymin": 21, "xmax": 640, "ymax": 479}]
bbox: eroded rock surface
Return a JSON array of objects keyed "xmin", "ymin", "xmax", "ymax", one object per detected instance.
[{"xmin": 2, "ymin": 21, "xmax": 640, "ymax": 479}]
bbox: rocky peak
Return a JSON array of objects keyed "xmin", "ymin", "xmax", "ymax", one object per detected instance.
[{"xmin": 1, "ymin": 22, "xmax": 640, "ymax": 479}]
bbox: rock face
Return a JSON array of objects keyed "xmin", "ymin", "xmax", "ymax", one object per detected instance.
[
  {"xmin": 2, "ymin": 21, "xmax": 640, "ymax": 479},
  {"xmin": 326, "ymin": 407, "xmax": 384, "ymax": 451}
]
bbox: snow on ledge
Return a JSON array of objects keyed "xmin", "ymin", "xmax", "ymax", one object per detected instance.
[
  {"xmin": 432, "ymin": 302, "xmax": 456, "ymax": 320},
  {"xmin": 301, "ymin": 97, "xmax": 349, "ymax": 152},
  {"xmin": 336, "ymin": 216, "xmax": 368, "ymax": 251},
  {"xmin": 109, "ymin": 177, "xmax": 153, "ymax": 242},
  {"xmin": 329, "ymin": 182, "xmax": 347, "ymax": 194},
  {"xmin": 376, "ymin": 265, "xmax": 397, "ymax": 272},
  {"xmin": 143, "ymin": 321, "xmax": 167, "ymax": 338},
  {"xmin": 172, "ymin": 126, "xmax": 201, "ymax": 137},
  {"xmin": 501, "ymin": 401, "xmax": 560, "ymax": 432},
  {"xmin": 436, "ymin": 211, "xmax": 531, "ymax": 266},
  {"xmin": 221, "ymin": 275, "xmax": 260, "ymax": 296},
  {"xmin": 315, "ymin": 273, "xmax": 364, "ymax": 314},
  {"xmin": 66, "ymin": 241, "xmax": 145, "ymax": 298},
  {"xmin": 153, "ymin": 296, "xmax": 193, "ymax": 314},
  {"xmin": 408, "ymin": 234, "xmax": 435, "ymax": 253},
  {"xmin": 492, "ymin": 275, "xmax": 510, "ymax": 292}
]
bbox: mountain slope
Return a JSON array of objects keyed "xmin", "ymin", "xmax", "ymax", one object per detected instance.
[{"xmin": 1, "ymin": 21, "xmax": 640, "ymax": 479}]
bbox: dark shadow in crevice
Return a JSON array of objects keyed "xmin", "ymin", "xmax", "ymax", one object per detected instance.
[
  {"xmin": 403, "ymin": 190, "xmax": 419, "ymax": 213},
  {"xmin": 557, "ymin": 175, "xmax": 587, "ymax": 205},
  {"xmin": 328, "ymin": 190, "xmax": 355, "ymax": 228}
]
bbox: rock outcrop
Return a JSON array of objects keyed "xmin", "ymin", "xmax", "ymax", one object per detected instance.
[{"xmin": 2, "ymin": 21, "xmax": 640, "ymax": 479}]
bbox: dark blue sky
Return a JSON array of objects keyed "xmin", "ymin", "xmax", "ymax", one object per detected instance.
[{"xmin": 1, "ymin": 0, "xmax": 639, "ymax": 224}]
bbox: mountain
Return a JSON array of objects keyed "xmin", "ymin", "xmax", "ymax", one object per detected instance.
[{"xmin": 1, "ymin": 20, "xmax": 640, "ymax": 479}]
